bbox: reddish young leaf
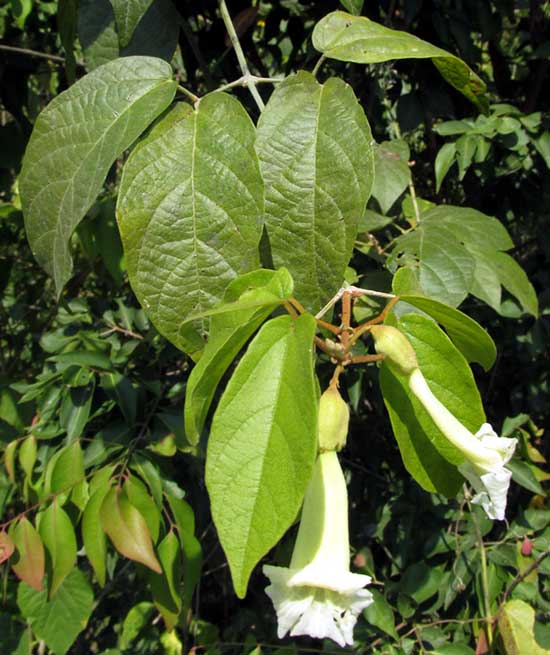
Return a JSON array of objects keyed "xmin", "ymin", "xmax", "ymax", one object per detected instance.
[
  {"xmin": 11, "ymin": 516, "xmax": 45, "ymax": 591},
  {"xmin": 100, "ymin": 486, "xmax": 161, "ymax": 573},
  {"xmin": 0, "ymin": 530, "xmax": 15, "ymax": 563}
]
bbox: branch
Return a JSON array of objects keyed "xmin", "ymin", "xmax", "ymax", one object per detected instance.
[
  {"xmin": 501, "ymin": 547, "xmax": 550, "ymax": 604},
  {"xmin": 218, "ymin": 0, "xmax": 265, "ymax": 111},
  {"xmin": 0, "ymin": 44, "xmax": 65, "ymax": 63}
]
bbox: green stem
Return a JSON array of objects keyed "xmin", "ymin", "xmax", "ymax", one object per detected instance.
[
  {"xmin": 218, "ymin": 0, "xmax": 265, "ymax": 111},
  {"xmin": 312, "ymin": 54, "xmax": 327, "ymax": 78},
  {"xmin": 470, "ymin": 503, "xmax": 493, "ymax": 645},
  {"xmin": 177, "ymin": 84, "xmax": 200, "ymax": 104}
]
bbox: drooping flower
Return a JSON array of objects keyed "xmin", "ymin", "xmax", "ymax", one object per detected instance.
[
  {"xmin": 371, "ymin": 325, "xmax": 517, "ymax": 520},
  {"xmin": 263, "ymin": 448, "xmax": 373, "ymax": 646}
]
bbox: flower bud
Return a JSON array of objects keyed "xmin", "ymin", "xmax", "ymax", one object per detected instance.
[
  {"xmin": 370, "ymin": 325, "xmax": 418, "ymax": 375},
  {"xmin": 318, "ymin": 387, "xmax": 349, "ymax": 452}
]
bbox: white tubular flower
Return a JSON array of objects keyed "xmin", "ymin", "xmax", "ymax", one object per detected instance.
[
  {"xmin": 263, "ymin": 450, "xmax": 373, "ymax": 647},
  {"xmin": 408, "ymin": 369, "xmax": 517, "ymax": 520}
]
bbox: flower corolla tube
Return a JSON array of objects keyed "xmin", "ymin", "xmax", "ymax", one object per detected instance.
[
  {"xmin": 263, "ymin": 450, "xmax": 373, "ymax": 646},
  {"xmin": 370, "ymin": 325, "xmax": 517, "ymax": 521}
]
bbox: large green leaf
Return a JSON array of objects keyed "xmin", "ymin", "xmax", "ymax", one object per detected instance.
[
  {"xmin": 397, "ymin": 295, "xmax": 496, "ymax": 371},
  {"xmin": 312, "ymin": 11, "xmax": 488, "ymax": 111},
  {"xmin": 117, "ymin": 96, "xmax": 264, "ymax": 356},
  {"xmin": 20, "ymin": 56, "xmax": 177, "ymax": 294},
  {"xmin": 390, "ymin": 205, "xmax": 537, "ymax": 315},
  {"xmin": 256, "ymin": 71, "xmax": 374, "ymax": 312},
  {"xmin": 206, "ymin": 314, "xmax": 318, "ymax": 598},
  {"xmin": 17, "ymin": 568, "xmax": 94, "ymax": 655},
  {"xmin": 39, "ymin": 502, "xmax": 77, "ymax": 597},
  {"xmin": 184, "ymin": 268, "xmax": 293, "ymax": 445},
  {"xmin": 380, "ymin": 314, "xmax": 485, "ymax": 496}
]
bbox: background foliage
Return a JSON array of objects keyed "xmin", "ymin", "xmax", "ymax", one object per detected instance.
[{"xmin": 1, "ymin": 1, "xmax": 549, "ymax": 654}]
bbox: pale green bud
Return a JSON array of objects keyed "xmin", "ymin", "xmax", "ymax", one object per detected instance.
[
  {"xmin": 318, "ymin": 387, "xmax": 349, "ymax": 452},
  {"xmin": 370, "ymin": 325, "xmax": 418, "ymax": 375}
]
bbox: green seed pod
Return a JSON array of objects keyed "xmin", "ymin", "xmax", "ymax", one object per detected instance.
[
  {"xmin": 318, "ymin": 386, "xmax": 349, "ymax": 452},
  {"xmin": 370, "ymin": 325, "xmax": 418, "ymax": 375}
]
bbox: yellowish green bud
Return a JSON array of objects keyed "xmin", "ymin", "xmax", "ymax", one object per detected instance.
[
  {"xmin": 318, "ymin": 387, "xmax": 349, "ymax": 452},
  {"xmin": 370, "ymin": 325, "xmax": 418, "ymax": 375}
]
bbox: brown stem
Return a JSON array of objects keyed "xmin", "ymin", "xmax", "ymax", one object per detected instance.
[
  {"xmin": 349, "ymin": 354, "xmax": 385, "ymax": 365},
  {"xmin": 501, "ymin": 547, "xmax": 550, "ymax": 603}
]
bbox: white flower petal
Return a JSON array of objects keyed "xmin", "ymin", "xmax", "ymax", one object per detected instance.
[
  {"xmin": 288, "ymin": 562, "xmax": 371, "ymax": 594},
  {"xmin": 263, "ymin": 565, "xmax": 373, "ymax": 646},
  {"xmin": 459, "ymin": 462, "xmax": 513, "ymax": 520},
  {"xmin": 474, "ymin": 424, "xmax": 517, "ymax": 466}
]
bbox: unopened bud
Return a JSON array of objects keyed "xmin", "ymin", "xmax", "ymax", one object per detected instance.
[
  {"xmin": 370, "ymin": 325, "xmax": 418, "ymax": 375},
  {"xmin": 318, "ymin": 386, "xmax": 349, "ymax": 452}
]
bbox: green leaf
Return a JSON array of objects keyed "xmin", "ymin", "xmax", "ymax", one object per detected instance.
[
  {"xmin": 125, "ymin": 475, "xmax": 160, "ymax": 542},
  {"xmin": 534, "ymin": 131, "xmax": 550, "ymax": 169},
  {"xmin": 109, "ymin": 0, "xmax": 154, "ymax": 47},
  {"xmin": 166, "ymin": 495, "xmax": 202, "ymax": 612},
  {"xmin": 380, "ymin": 314, "xmax": 486, "ymax": 496},
  {"xmin": 434, "ymin": 142, "xmax": 456, "ymax": 192},
  {"xmin": 400, "ymin": 561, "xmax": 445, "ymax": 603},
  {"xmin": 499, "ymin": 599, "xmax": 550, "ymax": 655},
  {"xmin": 397, "ymin": 295, "xmax": 496, "ymax": 371},
  {"xmin": 492, "ymin": 251, "xmax": 539, "ymax": 317},
  {"xmin": 51, "ymin": 441, "xmax": 85, "ymax": 496},
  {"xmin": 118, "ymin": 602, "xmax": 155, "ymax": 650},
  {"xmin": 363, "ymin": 589, "xmax": 397, "ymax": 638},
  {"xmin": 100, "ymin": 372, "xmax": 138, "ymax": 425},
  {"xmin": 100, "ymin": 486, "xmax": 162, "ymax": 573},
  {"xmin": 39, "ymin": 502, "xmax": 77, "ymax": 597},
  {"xmin": 184, "ymin": 268, "xmax": 293, "ymax": 445},
  {"xmin": 391, "ymin": 222, "xmax": 476, "ymax": 306},
  {"xmin": 371, "ymin": 140, "xmax": 411, "ymax": 214},
  {"xmin": 506, "ymin": 459, "xmax": 545, "ymax": 496},
  {"xmin": 78, "ymin": 0, "xmax": 179, "ymax": 70},
  {"xmin": 339, "ymin": 0, "xmax": 364, "ymax": 15},
  {"xmin": 82, "ymin": 485, "xmax": 110, "ymax": 587},
  {"xmin": 18, "ymin": 436, "xmax": 37, "ymax": 480},
  {"xmin": 10, "ymin": 0, "xmax": 32, "ymax": 29},
  {"xmin": 11, "ymin": 517, "xmax": 45, "ymax": 592},
  {"xmin": 256, "ymin": 71, "xmax": 374, "ymax": 312},
  {"xmin": 20, "ymin": 56, "xmax": 177, "ymax": 294},
  {"xmin": 4, "ymin": 440, "xmax": 18, "ymax": 483},
  {"xmin": 148, "ymin": 531, "xmax": 183, "ymax": 631},
  {"xmin": 455, "ymin": 134, "xmax": 477, "ymax": 179},
  {"xmin": 117, "ymin": 95, "xmax": 264, "ymax": 356},
  {"xmin": 17, "ymin": 568, "xmax": 94, "ymax": 655},
  {"xmin": 48, "ymin": 350, "xmax": 113, "ymax": 370},
  {"xmin": 59, "ymin": 383, "xmax": 95, "ymax": 442},
  {"xmin": 206, "ymin": 314, "xmax": 318, "ymax": 597},
  {"xmin": 312, "ymin": 11, "xmax": 488, "ymax": 111}
]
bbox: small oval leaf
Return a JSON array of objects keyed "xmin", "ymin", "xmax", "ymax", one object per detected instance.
[
  {"xmin": 39, "ymin": 501, "xmax": 77, "ymax": 597},
  {"xmin": 100, "ymin": 486, "xmax": 162, "ymax": 573},
  {"xmin": 11, "ymin": 517, "xmax": 46, "ymax": 591},
  {"xmin": 82, "ymin": 485, "xmax": 110, "ymax": 587}
]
